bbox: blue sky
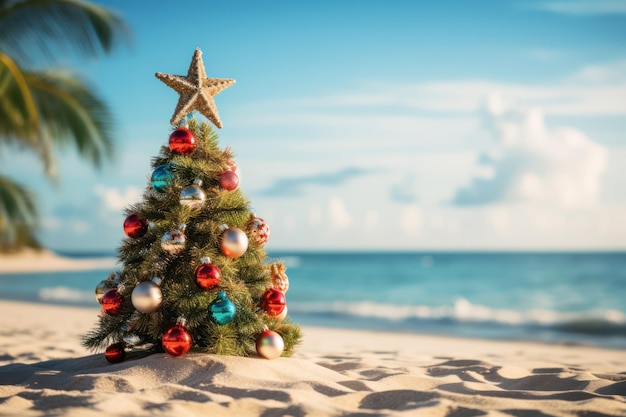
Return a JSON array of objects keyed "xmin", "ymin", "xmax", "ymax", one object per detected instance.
[{"xmin": 4, "ymin": 0, "xmax": 626, "ymax": 251}]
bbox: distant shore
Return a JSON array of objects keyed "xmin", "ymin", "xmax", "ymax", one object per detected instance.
[{"xmin": 0, "ymin": 248, "xmax": 117, "ymax": 274}]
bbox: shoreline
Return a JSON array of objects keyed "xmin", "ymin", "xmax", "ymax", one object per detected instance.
[{"xmin": 0, "ymin": 300, "xmax": 624, "ymax": 416}]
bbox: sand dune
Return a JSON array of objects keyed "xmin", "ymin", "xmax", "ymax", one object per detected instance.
[{"xmin": 0, "ymin": 301, "xmax": 625, "ymax": 416}]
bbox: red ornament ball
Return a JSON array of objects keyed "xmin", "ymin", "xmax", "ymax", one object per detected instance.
[
  {"xmin": 261, "ymin": 288, "xmax": 286, "ymax": 316},
  {"xmin": 101, "ymin": 288, "xmax": 123, "ymax": 316},
  {"xmin": 123, "ymin": 213, "xmax": 148, "ymax": 239},
  {"xmin": 105, "ymin": 342, "xmax": 126, "ymax": 364},
  {"xmin": 219, "ymin": 170, "xmax": 239, "ymax": 191},
  {"xmin": 168, "ymin": 128, "xmax": 196, "ymax": 155},
  {"xmin": 195, "ymin": 262, "xmax": 221, "ymax": 291},
  {"xmin": 162, "ymin": 324, "xmax": 192, "ymax": 356}
]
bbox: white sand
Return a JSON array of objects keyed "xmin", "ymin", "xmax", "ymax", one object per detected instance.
[
  {"xmin": 0, "ymin": 249, "xmax": 116, "ymax": 274},
  {"xmin": 0, "ymin": 300, "xmax": 624, "ymax": 416}
]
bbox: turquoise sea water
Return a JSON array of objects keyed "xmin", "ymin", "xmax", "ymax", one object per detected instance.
[{"xmin": 1, "ymin": 252, "xmax": 625, "ymax": 349}]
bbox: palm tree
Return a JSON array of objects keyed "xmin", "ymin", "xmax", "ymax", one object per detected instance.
[{"xmin": 0, "ymin": 0, "xmax": 129, "ymax": 250}]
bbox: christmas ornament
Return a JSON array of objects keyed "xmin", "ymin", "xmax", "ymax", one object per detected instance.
[
  {"xmin": 248, "ymin": 215, "xmax": 270, "ymax": 246},
  {"xmin": 210, "ymin": 291, "xmax": 236, "ymax": 325},
  {"xmin": 105, "ymin": 342, "xmax": 126, "ymax": 364},
  {"xmin": 101, "ymin": 288, "xmax": 123, "ymax": 316},
  {"xmin": 169, "ymin": 127, "xmax": 196, "ymax": 154},
  {"xmin": 95, "ymin": 271, "xmax": 120, "ymax": 304},
  {"xmin": 226, "ymin": 159, "xmax": 239, "ymax": 175},
  {"xmin": 161, "ymin": 224, "xmax": 187, "ymax": 255},
  {"xmin": 151, "ymin": 163, "xmax": 174, "ymax": 193},
  {"xmin": 194, "ymin": 257, "xmax": 221, "ymax": 290},
  {"xmin": 122, "ymin": 329, "xmax": 142, "ymax": 346},
  {"xmin": 123, "ymin": 213, "xmax": 148, "ymax": 239},
  {"xmin": 219, "ymin": 225, "xmax": 248, "ymax": 258},
  {"xmin": 270, "ymin": 263, "xmax": 289, "ymax": 294},
  {"xmin": 261, "ymin": 288, "xmax": 286, "ymax": 316},
  {"xmin": 180, "ymin": 179, "xmax": 206, "ymax": 210},
  {"xmin": 162, "ymin": 317, "xmax": 192, "ymax": 356},
  {"xmin": 219, "ymin": 170, "xmax": 239, "ymax": 191},
  {"xmin": 256, "ymin": 326, "xmax": 284, "ymax": 360},
  {"xmin": 131, "ymin": 277, "xmax": 163, "ymax": 314},
  {"xmin": 276, "ymin": 306, "xmax": 288, "ymax": 323},
  {"xmin": 155, "ymin": 48, "xmax": 235, "ymax": 128}
]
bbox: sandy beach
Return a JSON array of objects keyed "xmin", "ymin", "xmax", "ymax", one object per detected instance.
[
  {"xmin": 0, "ymin": 300, "xmax": 624, "ymax": 416},
  {"xmin": 0, "ymin": 249, "xmax": 116, "ymax": 274}
]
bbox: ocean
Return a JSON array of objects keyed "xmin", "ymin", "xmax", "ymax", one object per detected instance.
[{"xmin": 1, "ymin": 252, "xmax": 625, "ymax": 349}]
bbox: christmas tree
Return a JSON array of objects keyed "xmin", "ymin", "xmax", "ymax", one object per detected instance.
[{"xmin": 83, "ymin": 48, "xmax": 301, "ymax": 363}]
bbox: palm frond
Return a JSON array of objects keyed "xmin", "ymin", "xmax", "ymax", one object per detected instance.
[
  {"xmin": 0, "ymin": 51, "xmax": 53, "ymax": 173},
  {"xmin": 0, "ymin": 174, "xmax": 38, "ymax": 247},
  {"xmin": 0, "ymin": 0, "xmax": 130, "ymax": 66},
  {"xmin": 26, "ymin": 70, "xmax": 115, "ymax": 169}
]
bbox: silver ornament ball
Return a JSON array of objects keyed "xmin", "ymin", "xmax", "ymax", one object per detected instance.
[
  {"xmin": 256, "ymin": 328, "xmax": 284, "ymax": 360},
  {"xmin": 95, "ymin": 272, "xmax": 120, "ymax": 304},
  {"xmin": 180, "ymin": 179, "xmax": 206, "ymax": 210},
  {"xmin": 161, "ymin": 225, "xmax": 187, "ymax": 255},
  {"xmin": 131, "ymin": 280, "xmax": 162, "ymax": 313}
]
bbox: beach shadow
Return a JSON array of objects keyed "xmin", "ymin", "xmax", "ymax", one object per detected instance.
[
  {"xmin": 0, "ymin": 351, "xmax": 156, "ymax": 388},
  {"xmin": 437, "ymin": 381, "xmax": 610, "ymax": 402},
  {"xmin": 16, "ymin": 391, "xmax": 95, "ymax": 411},
  {"xmin": 359, "ymin": 389, "xmax": 439, "ymax": 411},
  {"xmin": 503, "ymin": 409, "xmax": 556, "ymax": 417},
  {"xmin": 446, "ymin": 407, "xmax": 487, "ymax": 417},
  {"xmin": 259, "ymin": 404, "xmax": 305, "ymax": 417}
]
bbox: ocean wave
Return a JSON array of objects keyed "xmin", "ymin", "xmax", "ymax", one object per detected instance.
[
  {"xmin": 39, "ymin": 286, "xmax": 94, "ymax": 303},
  {"xmin": 289, "ymin": 298, "xmax": 626, "ymax": 336}
]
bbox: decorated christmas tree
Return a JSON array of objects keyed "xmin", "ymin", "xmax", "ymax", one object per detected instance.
[{"xmin": 83, "ymin": 48, "xmax": 301, "ymax": 363}]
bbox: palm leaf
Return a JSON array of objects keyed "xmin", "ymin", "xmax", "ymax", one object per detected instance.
[
  {"xmin": 0, "ymin": 174, "xmax": 38, "ymax": 247},
  {"xmin": 26, "ymin": 69, "xmax": 115, "ymax": 169},
  {"xmin": 0, "ymin": 0, "xmax": 130, "ymax": 66},
  {"xmin": 0, "ymin": 51, "xmax": 52, "ymax": 172}
]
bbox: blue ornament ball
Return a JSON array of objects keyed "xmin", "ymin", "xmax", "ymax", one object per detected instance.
[
  {"xmin": 151, "ymin": 163, "xmax": 174, "ymax": 193},
  {"xmin": 210, "ymin": 291, "xmax": 236, "ymax": 325}
]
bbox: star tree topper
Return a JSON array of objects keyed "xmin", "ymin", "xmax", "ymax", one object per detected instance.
[{"xmin": 156, "ymin": 48, "xmax": 235, "ymax": 128}]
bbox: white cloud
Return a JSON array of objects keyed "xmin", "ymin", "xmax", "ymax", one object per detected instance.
[
  {"xmin": 568, "ymin": 59, "xmax": 626, "ymax": 84},
  {"xmin": 328, "ymin": 197, "xmax": 352, "ymax": 230},
  {"xmin": 243, "ymin": 59, "xmax": 626, "ymax": 118},
  {"xmin": 42, "ymin": 217, "xmax": 61, "ymax": 230},
  {"xmin": 70, "ymin": 220, "xmax": 89, "ymax": 235},
  {"xmin": 532, "ymin": 0, "xmax": 626, "ymax": 15},
  {"xmin": 401, "ymin": 205, "xmax": 422, "ymax": 234},
  {"xmin": 308, "ymin": 205, "xmax": 322, "ymax": 227},
  {"xmin": 93, "ymin": 185, "xmax": 142, "ymax": 212},
  {"xmin": 453, "ymin": 97, "xmax": 608, "ymax": 208},
  {"xmin": 364, "ymin": 210, "xmax": 379, "ymax": 229}
]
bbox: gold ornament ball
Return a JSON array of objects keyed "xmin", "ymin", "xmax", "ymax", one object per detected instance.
[
  {"xmin": 276, "ymin": 305, "xmax": 288, "ymax": 323},
  {"xmin": 220, "ymin": 227, "xmax": 248, "ymax": 258},
  {"xmin": 256, "ymin": 328, "xmax": 284, "ymax": 360}
]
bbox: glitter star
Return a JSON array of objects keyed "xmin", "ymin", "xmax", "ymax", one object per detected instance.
[{"xmin": 155, "ymin": 48, "xmax": 235, "ymax": 128}]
